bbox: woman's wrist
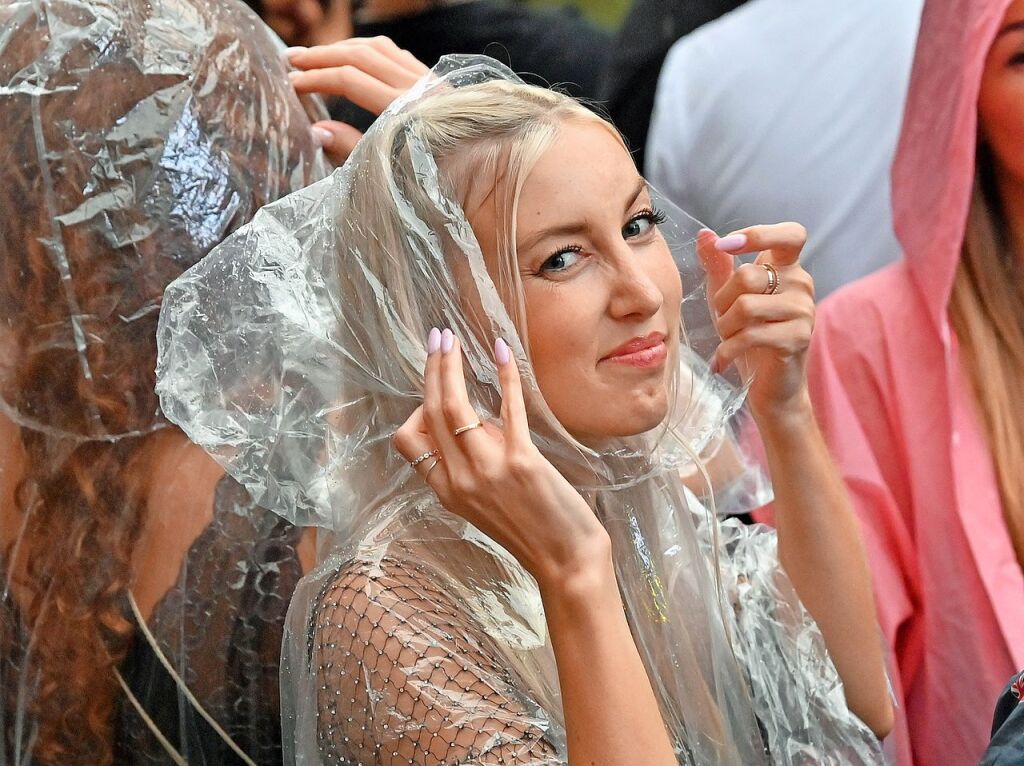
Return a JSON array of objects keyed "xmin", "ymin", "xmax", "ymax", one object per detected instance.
[
  {"xmin": 750, "ymin": 387, "xmax": 817, "ymax": 439},
  {"xmin": 533, "ymin": 528, "xmax": 617, "ymax": 607}
]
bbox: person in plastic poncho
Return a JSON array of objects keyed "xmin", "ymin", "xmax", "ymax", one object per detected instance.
[
  {"xmin": 807, "ymin": 0, "xmax": 1024, "ymax": 764},
  {"xmin": 156, "ymin": 58, "xmax": 892, "ymax": 765},
  {"xmin": 0, "ymin": 1, "xmax": 331, "ymax": 764}
]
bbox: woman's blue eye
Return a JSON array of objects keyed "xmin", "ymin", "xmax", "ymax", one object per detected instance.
[
  {"xmin": 623, "ymin": 208, "xmax": 667, "ymax": 239},
  {"xmin": 541, "ymin": 246, "xmax": 583, "ymax": 273}
]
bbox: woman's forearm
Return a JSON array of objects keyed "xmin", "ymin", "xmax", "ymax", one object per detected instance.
[
  {"xmin": 754, "ymin": 394, "xmax": 894, "ymax": 739},
  {"xmin": 537, "ymin": 539, "xmax": 678, "ymax": 766}
]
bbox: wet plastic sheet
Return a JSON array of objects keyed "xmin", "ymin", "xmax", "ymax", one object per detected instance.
[{"xmin": 0, "ymin": 0, "xmax": 328, "ymax": 763}]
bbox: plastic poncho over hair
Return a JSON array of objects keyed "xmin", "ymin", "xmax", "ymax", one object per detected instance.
[
  {"xmin": 156, "ymin": 56, "xmax": 885, "ymax": 765},
  {"xmin": 0, "ymin": 0, "xmax": 328, "ymax": 763}
]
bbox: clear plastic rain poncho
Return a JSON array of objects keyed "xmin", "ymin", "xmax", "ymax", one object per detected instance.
[
  {"xmin": 0, "ymin": 0, "xmax": 328, "ymax": 764},
  {"xmin": 155, "ymin": 57, "xmax": 886, "ymax": 765}
]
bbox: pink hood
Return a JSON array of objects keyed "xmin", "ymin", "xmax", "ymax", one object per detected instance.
[{"xmin": 894, "ymin": 0, "xmax": 1014, "ymax": 330}]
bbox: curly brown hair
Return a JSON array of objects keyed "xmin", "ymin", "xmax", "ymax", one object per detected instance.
[{"xmin": 0, "ymin": 1, "xmax": 322, "ymax": 762}]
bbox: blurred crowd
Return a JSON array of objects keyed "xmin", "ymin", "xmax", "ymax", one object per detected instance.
[{"xmin": 3, "ymin": 0, "xmax": 1024, "ymax": 765}]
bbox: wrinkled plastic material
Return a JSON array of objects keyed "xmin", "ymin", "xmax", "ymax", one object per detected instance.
[
  {"xmin": 156, "ymin": 56, "xmax": 885, "ymax": 764},
  {"xmin": 0, "ymin": 0, "xmax": 328, "ymax": 763}
]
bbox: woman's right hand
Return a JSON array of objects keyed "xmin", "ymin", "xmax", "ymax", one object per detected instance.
[{"xmin": 392, "ymin": 328, "xmax": 609, "ymax": 588}]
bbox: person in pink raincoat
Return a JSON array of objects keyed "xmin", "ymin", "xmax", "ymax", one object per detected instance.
[{"xmin": 807, "ymin": 0, "xmax": 1024, "ymax": 763}]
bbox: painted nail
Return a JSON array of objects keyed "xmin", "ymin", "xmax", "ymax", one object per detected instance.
[
  {"xmin": 697, "ymin": 227, "xmax": 716, "ymax": 238},
  {"xmin": 283, "ymin": 46, "xmax": 308, "ymax": 59},
  {"xmin": 714, "ymin": 233, "xmax": 748, "ymax": 252},
  {"xmin": 427, "ymin": 327, "xmax": 441, "ymax": 354},
  {"xmin": 440, "ymin": 328, "xmax": 454, "ymax": 354},
  {"xmin": 312, "ymin": 126, "xmax": 333, "ymax": 147},
  {"xmin": 494, "ymin": 337, "xmax": 510, "ymax": 366}
]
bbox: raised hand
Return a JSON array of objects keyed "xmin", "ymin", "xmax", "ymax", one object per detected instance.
[
  {"xmin": 391, "ymin": 328, "xmax": 608, "ymax": 587},
  {"xmin": 286, "ymin": 36, "xmax": 429, "ymax": 164},
  {"xmin": 696, "ymin": 223, "xmax": 816, "ymax": 420}
]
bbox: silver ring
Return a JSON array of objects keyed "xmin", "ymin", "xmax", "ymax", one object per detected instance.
[
  {"xmin": 423, "ymin": 456, "xmax": 442, "ymax": 478},
  {"xmin": 453, "ymin": 421, "xmax": 483, "ymax": 437},
  {"xmin": 409, "ymin": 448, "xmax": 438, "ymax": 468},
  {"xmin": 761, "ymin": 263, "xmax": 781, "ymax": 296}
]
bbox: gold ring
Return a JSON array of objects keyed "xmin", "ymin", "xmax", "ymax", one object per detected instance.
[
  {"xmin": 423, "ymin": 456, "xmax": 442, "ymax": 478},
  {"xmin": 453, "ymin": 421, "xmax": 483, "ymax": 437},
  {"xmin": 761, "ymin": 263, "xmax": 781, "ymax": 296},
  {"xmin": 409, "ymin": 448, "xmax": 438, "ymax": 468}
]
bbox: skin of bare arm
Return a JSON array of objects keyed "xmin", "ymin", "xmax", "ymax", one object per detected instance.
[{"xmin": 698, "ymin": 224, "xmax": 894, "ymax": 739}]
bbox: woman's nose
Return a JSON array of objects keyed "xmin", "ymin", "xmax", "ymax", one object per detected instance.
[{"xmin": 607, "ymin": 249, "xmax": 664, "ymax": 321}]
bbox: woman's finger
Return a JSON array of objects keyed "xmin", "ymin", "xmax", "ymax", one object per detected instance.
[
  {"xmin": 712, "ymin": 262, "xmax": 812, "ymax": 317},
  {"xmin": 714, "ymin": 292, "xmax": 813, "ymax": 341},
  {"xmin": 711, "ymin": 319, "xmax": 813, "ymax": 373},
  {"xmin": 713, "ymin": 222, "xmax": 807, "ymax": 267},
  {"xmin": 423, "ymin": 327, "xmax": 466, "ymax": 471},
  {"xmin": 695, "ymin": 228, "xmax": 735, "ymax": 314},
  {"xmin": 439, "ymin": 331, "xmax": 492, "ymax": 462},
  {"xmin": 287, "ymin": 40, "xmax": 424, "ymax": 88},
  {"xmin": 391, "ymin": 406, "xmax": 450, "ymax": 491},
  {"xmin": 289, "ymin": 66, "xmax": 402, "ymax": 113},
  {"xmin": 493, "ymin": 337, "xmax": 531, "ymax": 449},
  {"xmin": 311, "ymin": 120, "xmax": 364, "ymax": 165}
]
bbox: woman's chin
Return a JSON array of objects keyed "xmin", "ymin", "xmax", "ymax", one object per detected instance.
[{"xmin": 566, "ymin": 401, "xmax": 670, "ymax": 441}]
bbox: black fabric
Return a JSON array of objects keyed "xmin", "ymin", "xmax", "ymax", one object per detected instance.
[
  {"xmin": 599, "ymin": 0, "xmax": 748, "ymax": 170},
  {"xmin": 982, "ymin": 672, "xmax": 1024, "ymax": 765}
]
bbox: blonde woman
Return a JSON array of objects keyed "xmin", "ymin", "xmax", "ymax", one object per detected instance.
[{"xmin": 157, "ymin": 57, "xmax": 891, "ymax": 764}]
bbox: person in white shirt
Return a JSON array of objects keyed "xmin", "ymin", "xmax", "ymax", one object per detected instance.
[{"xmin": 646, "ymin": 0, "xmax": 922, "ymax": 299}]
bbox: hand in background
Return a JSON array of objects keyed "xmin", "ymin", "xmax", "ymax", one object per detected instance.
[{"xmin": 287, "ymin": 36, "xmax": 428, "ymax": 164}]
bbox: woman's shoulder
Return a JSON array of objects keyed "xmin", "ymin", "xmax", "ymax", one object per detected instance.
[
  {"xmin": 314, "ymin": 552, "xmax": 470, "ymax": 642},
  {"xmin": 814, "ymin": 261, "xmax": 930, "ymax": 363},
  {"xmin": 818, "ymin": 261, "xmax": 920, "ymax": 325}
]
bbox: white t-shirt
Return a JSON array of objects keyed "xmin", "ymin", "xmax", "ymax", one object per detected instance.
[{"xmin": 646, "ymin": 0, "xmax": 922, "ymax": 298}]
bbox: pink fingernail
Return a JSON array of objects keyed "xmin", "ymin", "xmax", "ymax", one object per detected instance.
[
  {"xmin": 284, "ymin": 46, "xmax": 308, "ymax": 58},
  {"xmin": 494, "ymin": 337, "xmax": 510, "ymax": 366},
  {"xmin": 715, "ymin": 233, "xmax": 748, "ymax": 252},
  {"xmin": 311, "ymin": 126, "xmax": 333, "ymax": 147},
  {"xmin": 427, "ymin": 327, "xmax": 441, "ymax": 353},
  {"xmin": 440, "ymin": 328, "xmax": 454, "ymax": 354}
]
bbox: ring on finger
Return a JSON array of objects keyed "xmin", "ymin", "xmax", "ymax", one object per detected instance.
[
  {"xmin": 423, "ymin": 456, "xmax": 443, "ymax": 478},
  {"xmin": 453, "ymin": 421, "xmax": 483, "ymax": 437},
  {"xmin": 761, "ymin": 263, "xmax": 781, "ymax": 296},
  {"xmin": 409, "ymin": 448, "xmax": 438, "ymax": 468}
]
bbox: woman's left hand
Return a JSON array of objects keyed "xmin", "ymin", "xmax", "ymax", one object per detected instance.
[{"xmin": 696, "ymin": 223, "xmax": 815, "ymax": 421}]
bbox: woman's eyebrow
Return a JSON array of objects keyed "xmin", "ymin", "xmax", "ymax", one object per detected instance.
[{"xmin": 518, "ymin": 178, "xmax": 650, "ymax": 254}]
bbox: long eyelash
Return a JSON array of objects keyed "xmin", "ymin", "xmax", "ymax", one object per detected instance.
[{"xmin": 635, "ymin": 206, "xmax": 667, "ymax": 225}]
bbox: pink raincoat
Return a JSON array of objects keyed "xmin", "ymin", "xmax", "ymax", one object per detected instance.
[{"xmin": 808, "ymin": 1, "xmax": 1024, "ymax": 764}]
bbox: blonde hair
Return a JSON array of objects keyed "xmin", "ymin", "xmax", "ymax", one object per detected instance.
[{"xmin": 949, "ymin": 148, "xmax": 1024, "ymax": 565}]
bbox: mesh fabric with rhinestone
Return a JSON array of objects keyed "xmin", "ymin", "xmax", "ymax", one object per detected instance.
[{"xmin": 312, "ymin": 555, "xmax": 562, "ymax": 765}]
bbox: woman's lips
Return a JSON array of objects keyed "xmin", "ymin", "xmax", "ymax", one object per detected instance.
[{"xmin": 600, "ymin": 340, "xmax": 668, "ymax": 368}]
